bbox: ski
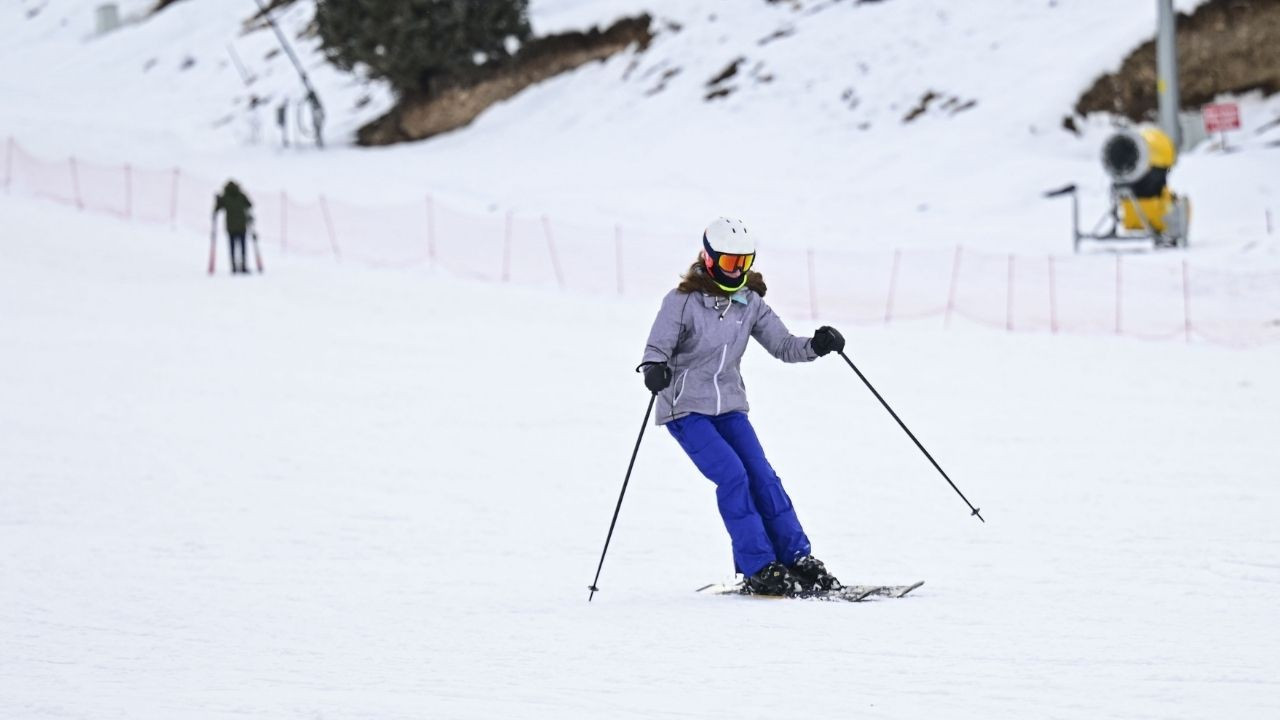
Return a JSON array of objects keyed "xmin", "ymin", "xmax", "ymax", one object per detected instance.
[{"xmin": 696, "ymin": 580, "xmax": 924, "ymax": 602}]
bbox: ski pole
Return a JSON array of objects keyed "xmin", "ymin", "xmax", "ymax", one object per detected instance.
[
  {"xmin": 252, "ymin": 225, "xmax": 264, "ymax": 274},
  {"xmin": 588, "ymin": 392, "xmax": 657, "ymax": 601},
  {"xmin": 837, "ymin": 350, "xmax": 984, "ymax": 523},
  {"xmin": 208, "ymin": 213, "xmax": 217, "ymax": 275}
]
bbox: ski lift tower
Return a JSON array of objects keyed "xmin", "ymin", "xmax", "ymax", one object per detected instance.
[{"xmin": 254, "ymin": 0, "xmax": 325, "ymax": 148}]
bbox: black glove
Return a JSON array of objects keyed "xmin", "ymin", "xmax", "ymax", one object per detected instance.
[
  {"xmin": 810, "ymin": 326, "xmax": 845, "ymax": 357},
  {"xmin": 642, "ymin": 363, "xmax": 672, "ymax": 393}
]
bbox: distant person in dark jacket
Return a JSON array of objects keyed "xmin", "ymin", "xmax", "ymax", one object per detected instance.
[{"xmin": 213, "ymin": 181, "xmax": 253, "ymax": 274}]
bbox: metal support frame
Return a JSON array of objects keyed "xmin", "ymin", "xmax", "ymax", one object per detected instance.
[{"xmin": 1048, "ymin": 184, "xmax": 1186, "ymax": 253}]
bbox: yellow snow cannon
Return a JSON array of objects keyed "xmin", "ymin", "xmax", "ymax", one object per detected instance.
[
  {"xmin": 1103, "ymin": 126, "xmax": 1189, "ymax": 245},
  {"xmin": 1046, "ymin": 125, "xmax": 1191, "ymax": 252}
]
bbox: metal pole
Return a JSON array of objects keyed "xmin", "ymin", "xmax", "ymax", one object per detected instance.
[
  {"xmin": 1156, "ymin": 0, "xmax": 1182, "ymax": 150},
  {"xmin": 319, "ymin": 195, "xmax": 340, "ymax": 261},
  {"xmin": 588, "ymin": 393, "xmax": 658, "ymax": 601},
  {"xmin": 226, "ymin": 43, "xmax": 255, "ymax": 86},
  {"xmin": 541, "ymin": 215, "xmax": 565, "ymax": 289},
  {"xmin": 883, "ymin": 248, "xmax": 901, "ymax": 325},
  {"xmin": 837, "ymin": 351, "xmax": 984, "ymax": 523},
  {"xmin": 254, "ymin": 0, "xmax": 324, "ymax": 147},
  {"xmin": 944, "ymin": 245, "xmax": 962, "ymax": 328},
  {"xmin": 69, "ymin": 157, "xmax": 83, "ymax": 210}
]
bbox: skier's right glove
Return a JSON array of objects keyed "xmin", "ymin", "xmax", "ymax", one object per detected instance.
[
  {"xmin": 641, "ymin": 363, "xmax": 672, "ymax": 393},
  {"xmin": 810, "ymin": 326, "xmax": 845, "ymax": 357}
]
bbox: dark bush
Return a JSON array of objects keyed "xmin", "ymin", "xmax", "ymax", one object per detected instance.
[{"xmin": 316, "ymin": 0, "xmax": 531, "ymax": 96}]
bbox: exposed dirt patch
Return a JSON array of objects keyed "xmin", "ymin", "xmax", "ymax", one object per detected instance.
[
  {"xmin": 757, "ymin": 26, "xmax": 795, "ymax": 46},
  {"xmin": 902, "ymin": 90, "xmax": 976, "ymax": 123},
  {"xmin": 1075, "ymin": 0, "xmax": 1280, "ymax": 121},
  {"xmin": 646, "ymin": 66, "xmax": 682, "ymax": 97},
  {"xmin": 358, "ymin": 15, "xmax": 652, "ymax": 146},
  {"xmin": 707, "ymin": 58, "xmax": 745, "ymax": 87}
]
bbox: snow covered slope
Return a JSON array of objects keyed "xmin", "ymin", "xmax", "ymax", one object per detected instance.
[
  {"xmin": 2, "ymin": 0, "xmax": 1277, "ymax": 256},
  {"xmin": 3, "ymin": 190, "xmax": 1280, "ymax": 718},
  {"xmin": 3, "ymin": 2, "xmax": 1280, "ymax": 715}
]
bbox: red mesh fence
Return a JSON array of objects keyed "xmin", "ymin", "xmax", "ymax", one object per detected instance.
[{"xmin": 5, "ymin": 137, "xmax": 1278, "ymax": 347}]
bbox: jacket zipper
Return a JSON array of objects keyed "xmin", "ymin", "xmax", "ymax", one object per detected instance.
[{"xmin": 713, "ymin": 344, "xmax": 727, "ymax": 415}]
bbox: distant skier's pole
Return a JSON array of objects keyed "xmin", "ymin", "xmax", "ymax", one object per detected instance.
[
  {"xmin": 252, "ymin": 231, "xmax": 265, "ymax": 274},
  {"xmin": 836, "ymin": 350, "xmax": 984, "ymax": 522},
  {"xmin": 208, "ymin": 213, "xmax": 217, "ymax": 275},
  {"xmin": 588, "ymin": 392, "xmax": 657, "ymax": 601}
]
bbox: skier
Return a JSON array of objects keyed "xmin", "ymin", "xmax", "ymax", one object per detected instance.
[
  {"xmin": 212, "ymin": 180, "xmax": 254, "ymax": 274},
  {"xmin": 638, "ymin": 218, "xmax": 847, "ymax": 596}
]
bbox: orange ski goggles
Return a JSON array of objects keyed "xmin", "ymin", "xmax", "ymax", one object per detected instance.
[{"xmin": 711, "ymin": 251, "xmax": 754, "ymax": 273}]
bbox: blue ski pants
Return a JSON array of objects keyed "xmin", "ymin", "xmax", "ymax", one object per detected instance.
[{"xmin": 666, "ymin": 412, "xmax": 811, "ymax": 577}]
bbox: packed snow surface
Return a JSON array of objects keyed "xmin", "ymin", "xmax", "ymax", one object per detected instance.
[
  {"xmin": 2, "ymin": 0, "xmax": 1279, "ymax": 717},
  {"xmin": 3, "ymin": 194, "xmax": 1279, "ymax": 718}
]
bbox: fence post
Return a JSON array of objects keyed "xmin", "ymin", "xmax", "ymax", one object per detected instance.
[
  {"xmin": 1006, "ymin": 253, "xmax": 1015, "ymax": 332},
  {"xmin": 614, "ymin": 225, "xmax": 624, "ymax": 296},
  {"xmin": 169, "ymin": 168, "xmax": 180, "ymax": 229},
  {"xmin": 3, "ymin": 137, "xmax": 13, "ymax": 195},
  {"xmin": 944, "ymin": 245, "xmax": 962, "ymax": 328},
  {"xmin": 541, "ymin": 215, "xmax": 566, "ymax": 289},
  {"xmin": 69, "ymin": 156, "xmax": 83, "ymax": 210},
  {"xmin": 280, "ymin": 190, "xmax": 288, "ymax": 251},
  {"xmin": 1048, "ymin": 254, "xmax": 1059, "ymax": 334},
  {"xmin": 1114, "ymin": 254, "xmax": 1123, "ymax": 336},
  {"xmin": 806, "ymin": 248, "xmax": 818, "ymax": 320},
  {"xmin": 501, "ymin": 210, "xmax": 513, "ymax": 283},
  {"xmin": 883, "ymin": 248, "xmax": 901, "ymax": 325},
  {"xmin": 425, "ymin": 194, "xmax": 436, "ymax": 269},
  {"xmin": 1182, "ymin": 259, "xmax": 1192, "ymax": 344},
  {"xmin": 1267, "ymin": 208, "xmax": 1273, "ymax": 235},
  {"xmin": 123, "ymin": 163, "xmax": 132, "ymax": 220},
  {"xmin": 319, "ymin": 195, "xmax": 340, "ymax": 261}
]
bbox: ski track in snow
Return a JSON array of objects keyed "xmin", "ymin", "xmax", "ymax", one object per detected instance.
[{"xmin": 2, "ymin": 196, "xmax": 1279, "ymax": 718}]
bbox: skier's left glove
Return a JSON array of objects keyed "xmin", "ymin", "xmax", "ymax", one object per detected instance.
[{"xmin": 810, "ymin": 326, "xmax": 845, "ymax": 357}]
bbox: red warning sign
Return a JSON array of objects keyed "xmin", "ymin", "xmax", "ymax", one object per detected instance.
[{"xmin": 1202, "ymin": 103, "xmax": 1241, "ymax": 133}]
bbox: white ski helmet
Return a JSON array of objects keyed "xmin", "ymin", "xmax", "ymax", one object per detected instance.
[{"xmin": 701, "ymin": 217, "xmax": 756, "ymax": 291}]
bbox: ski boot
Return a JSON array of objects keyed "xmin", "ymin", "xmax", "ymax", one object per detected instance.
[
  {"xmin": 744, "ymin": 561, "xmax": 804, "ymax": 596},
  {"xmin": 788, "ymin": 555, "xmax": 842, "ymax": 592}
]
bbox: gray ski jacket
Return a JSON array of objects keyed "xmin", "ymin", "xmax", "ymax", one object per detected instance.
[{"xmin": 640, "ymin": 281, "xmax": 817, "ymax": 425}]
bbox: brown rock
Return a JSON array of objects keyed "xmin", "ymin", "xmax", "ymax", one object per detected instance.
[{"xmin": 1075, "ymin": 0, "xmax": 1280, "ymax": 121}]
